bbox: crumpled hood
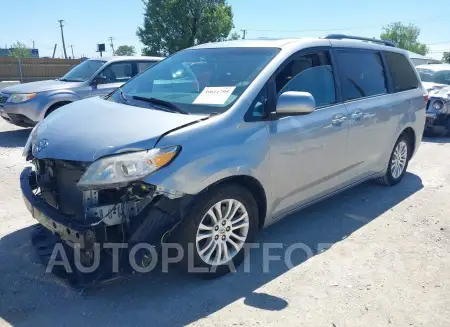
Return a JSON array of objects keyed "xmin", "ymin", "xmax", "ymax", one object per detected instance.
[
  {"xmin": 423, "ymin": 82, "xmax": 450, "ymax": 99},
  {"xmin": 422, "ymin": 82, "xmax": 448, "ymax": 94},
  {"xmin": 33, "ymin": 97, "xmax": 206, "ymax": 161},
  {"xmin": 1, "ymin": 80, "xmax": 82, "ymax": 94}
]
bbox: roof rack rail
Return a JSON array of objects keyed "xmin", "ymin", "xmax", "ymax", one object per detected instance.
[{"xmin": 322, "ymin": 34, "xmax": 396, "ymax": 47}]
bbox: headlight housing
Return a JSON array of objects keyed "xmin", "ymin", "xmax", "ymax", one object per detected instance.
[
  {"xmin": 8, "ymin": 93, "xmax": 36, "ymax": 103},
  {"xmin": 432, "ymin": 100, "xmax": 444, "ymax": 110},
  {"xmin": 77, "ymin": 146, "xmax": 180, "ymax": 189}
]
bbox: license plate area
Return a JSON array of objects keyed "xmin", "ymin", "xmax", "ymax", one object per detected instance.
[{"xmin": 23, "ymin": 194, "xmax": 89, "ymax": 247}]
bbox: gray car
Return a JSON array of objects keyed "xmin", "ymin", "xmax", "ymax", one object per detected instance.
[
  {"xmin": 21, "ymin": 35, "xmax": 426, "ymax": 281},
  {"xmin": 0, "ymin": 56, "xmax": 163, "ymax": 127},
  {"xmin": 416, "ymin": 64, "xmax": 450, "ymax": 135}
]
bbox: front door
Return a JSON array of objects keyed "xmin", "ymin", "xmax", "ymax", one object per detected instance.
[{"xmin": 269, "ymin": 49, "xmax": 350, "ymax": 217}]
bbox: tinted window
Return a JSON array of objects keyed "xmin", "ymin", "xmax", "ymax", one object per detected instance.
[
  {"xmin": 384, "ymin": 51, "xmax": 419, "ymax": 91},
  {"xmin": 276, "ymin": 52, "xmax": 336, "ymax": 107},
  {"xmin": 336, "ymin": 50, "xmax": 387, "ymax": 101},
  {"xmin": 100, "ymin": 62, "xmax": 134, "ymax": 83}
]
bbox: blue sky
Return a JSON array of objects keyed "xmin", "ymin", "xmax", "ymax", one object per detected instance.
[{"xmin": 2, "ymin": 0, "xmax": 449, "ymax": 60}]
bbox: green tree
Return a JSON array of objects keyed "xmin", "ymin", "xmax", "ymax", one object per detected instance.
[
  {"xmin": 137, "ymin": 0, "xmax": 234, "ymax": 56},
  {"xmin": 9, "ymin": 41, "xmax": 31, "ymax": 59},
  {"xmin": 380, "ymin": 22, "xmax": 428, "ymax": 55},
  {"xmin": 228, "ymin": 31, "xmax": 241, "ymax": 40},
  {"xmin": 115, "ymin": 45, "xmax": 136, "ymax": 56},
  {"xmin": 442, "ymin": 52, "xmax": 450, "ymax": 64}
]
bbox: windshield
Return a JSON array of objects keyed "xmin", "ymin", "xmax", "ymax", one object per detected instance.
[
  {"xmin": 111, "ymin": 47, "xmax": 280, "ymax": 114},
  {"xmin": 60, "ymin": 60, "xmax": 105, "ymax": 82},
  {"xmin": 417, "ymin": 68, "xmax": 450, "ymax": 85}
]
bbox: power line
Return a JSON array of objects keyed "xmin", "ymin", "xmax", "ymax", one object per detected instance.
[
  {"xmin": 242, "ymin": 15, "xmax": 449, "ymax": 35},
  {"xmin": 58, "ymin": 20, "xmax": 68, "ymax": 59}
]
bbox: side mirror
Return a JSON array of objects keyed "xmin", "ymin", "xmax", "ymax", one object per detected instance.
[
  {"xmin": 274, "ymin": 91, "xmax": 316, "ymax": 118},
  {"xmin": 91, "ymin": 75, "xmax": 108, "ymax": 85}
]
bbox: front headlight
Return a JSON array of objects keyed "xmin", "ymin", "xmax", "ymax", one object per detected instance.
[
  {"xmin": 77, "ymin": 146, "xmax": 180, "ymax": 189},
  {"xmin": 22, "ymin": 122, "xmax": 41, "ymax": 157},
  {"xmin": 432, "ymin": 100, "xmax": 444, "ymax": 110},
  {"xmin": 8, "ymin": 93, "xmax": 36, "ymax": 103}
]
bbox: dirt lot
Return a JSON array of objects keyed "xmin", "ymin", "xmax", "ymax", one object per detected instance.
[{"xmin": 0, "ymin": 118, "xmax": 449, "ymax": 327}]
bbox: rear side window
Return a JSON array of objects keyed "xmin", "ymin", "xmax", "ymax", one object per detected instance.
[
  {"xmin": 383, "ymin": 51, "xmax": 419, "ymax": 92},
  {"xmin": 335, "ymin": 50, "xmax": 387, "ymax": 101}
]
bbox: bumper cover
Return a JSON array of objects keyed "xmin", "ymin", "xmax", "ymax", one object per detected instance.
[
  {"xmin": 425, "ymin": 112, "xmax": 450, "ymax": 132},
  {"xmin": 0, "ymin": 99, "xmax": 42, "ymax": 125},
  {"xmin": 21, "ymin": 167, "xmax": 94, "ymax": 247},
  {"xmin": 21, "ymin": 165, "xmax": 193, "ymax": 248},
  {"xmin": 21, "ymin": 166, "xmax": 194, "ymax": 287}
]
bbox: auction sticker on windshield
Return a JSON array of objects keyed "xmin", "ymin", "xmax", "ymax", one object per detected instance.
[{"xmin": 193, "ymin": 87, "xmax": 236, "ymax": 105}]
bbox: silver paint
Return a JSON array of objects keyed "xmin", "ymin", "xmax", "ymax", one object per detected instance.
[{"xmin": 28, "ymin": 38, "xmax": 426, "ymax": 228}]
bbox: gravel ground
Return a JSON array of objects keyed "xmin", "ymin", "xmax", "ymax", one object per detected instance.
[{"xmin": 0, "ymin": 118, "xmax": 449, "ymax": 327}]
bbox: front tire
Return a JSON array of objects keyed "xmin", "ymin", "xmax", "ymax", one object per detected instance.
[
  {"xmin": 175, "ymin": 183, "xmax": 259, "ymax": 278},
  {"xmin": 376, "ymin": 134, "xmax": 411, "ymax": 186}
]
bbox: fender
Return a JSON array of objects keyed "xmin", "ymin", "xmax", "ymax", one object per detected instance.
[{"xmin": 39, "ymin": 90, "xmax": 81, "ymax": 120}]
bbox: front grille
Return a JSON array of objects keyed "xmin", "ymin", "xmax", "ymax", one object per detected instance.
[{"xmin": 35, "ymin": 159, "xmax": 88, "ymax": 221}]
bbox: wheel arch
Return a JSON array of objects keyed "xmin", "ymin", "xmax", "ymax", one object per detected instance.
[
  {"xmin": 201, "ymin": 175, "xmax": 268, "ymax": 230},
  {"xmin": 44, "ymin": 100, "xmax": 72, "ymax": 117},
  {"xmin": 402, "ymin": 126, "xmax": 416, "ymax": 159}
]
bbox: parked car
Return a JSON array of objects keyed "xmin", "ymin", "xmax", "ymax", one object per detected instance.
[
  {"xmin": 0, "ymin": 56, "xmax": 163, "ymax": 127},
  {"xmin": 416, "ymin": 64, "xmax": 450, "ymax": 135},
  {"xmin": 408, "ymin": 51, "xmax": 441, "ymax": 66},
  {"xmin": 21, "ymin": 35, "xmax": 426, "ymax": 280}
]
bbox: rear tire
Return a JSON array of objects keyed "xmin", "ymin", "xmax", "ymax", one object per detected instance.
[
  {"xmin": 173, "ymin": 183, "xmax": 259, "ymax": 279},
  {"xmin": 376, "ymin": 133, "xmax": 411, "ymax": 186}
]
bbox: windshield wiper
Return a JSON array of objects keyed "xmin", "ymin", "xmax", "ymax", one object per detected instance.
[
  {"xmin": 132, "ymin": 96, "xmax": 189, "ymax": 115},
  {"xmin": 59, "ymin": 78, "xmax": 83, "ymax": 82}
]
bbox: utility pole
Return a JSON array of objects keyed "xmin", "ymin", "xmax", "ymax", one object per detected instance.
[
  {"xmin": 241, "ymin": 29, "xmax": 247, "ymax": 39},
  {"xmin": 108, "ymin": 37, "xmax": 115, "ymax": 55},
  {"xmin": 52, "ymin": 44, "xmax": 57, "ymax": 58},
  {"xmin": 58, "ymin": 20, "xmax": 68, "ymax": 59},
  {"xmin": 69, "ymin": 45, "xmax": 75, "ymax": 59}
]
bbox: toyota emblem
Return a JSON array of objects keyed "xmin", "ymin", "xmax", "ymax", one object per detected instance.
[{"xmin": 35, "ymin": 139, "xmax": 49, "ymax": 153}]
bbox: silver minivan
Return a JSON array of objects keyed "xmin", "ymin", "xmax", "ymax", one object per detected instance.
[
  {"xmin": 0, "ymin": 56, "xmax": 162, "ymax": 127},
  {"xmin": 21, "ymin": 35, "xmax": 426, "ymax": 279}
]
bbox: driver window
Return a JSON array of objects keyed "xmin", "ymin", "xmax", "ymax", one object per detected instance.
[
  {"xmin": 99, "ymin": 62, "xmax": 134, "ymax": 83},
  {"xmin": 275, "ymin": 51, "xmax": 336, "ymax": 107}
]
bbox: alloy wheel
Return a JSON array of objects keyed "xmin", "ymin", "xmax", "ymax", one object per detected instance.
[
  {"xmin": 391, "ymin": 140, "xmax": 408, "ymax": 179},
  {"xmin": 195, "ymin": 199, "xmax": 250, "ymax": 266}
]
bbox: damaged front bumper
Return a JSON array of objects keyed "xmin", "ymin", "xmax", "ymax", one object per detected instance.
[{"xmin": 20, "ymin": 165, "xmax": 193, "ymax": 285}]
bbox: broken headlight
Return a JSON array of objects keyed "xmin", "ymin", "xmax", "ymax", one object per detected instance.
[{"xmin": 77, "ymin": 146, "xmax": 180, "ymax": 189}]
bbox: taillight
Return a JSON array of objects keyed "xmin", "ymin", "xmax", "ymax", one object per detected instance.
[{"xmin": 424, "ymin": 94, "xmax": 429, "ymax": 103}]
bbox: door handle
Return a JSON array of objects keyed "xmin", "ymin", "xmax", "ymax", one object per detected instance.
[
  {"xmin": 350, "ymin": 110, "xmax": 363, "ymax": 121},
  {"xmin": 331, "ymin": 114, "xmax": 347, "ymax": 126}
]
